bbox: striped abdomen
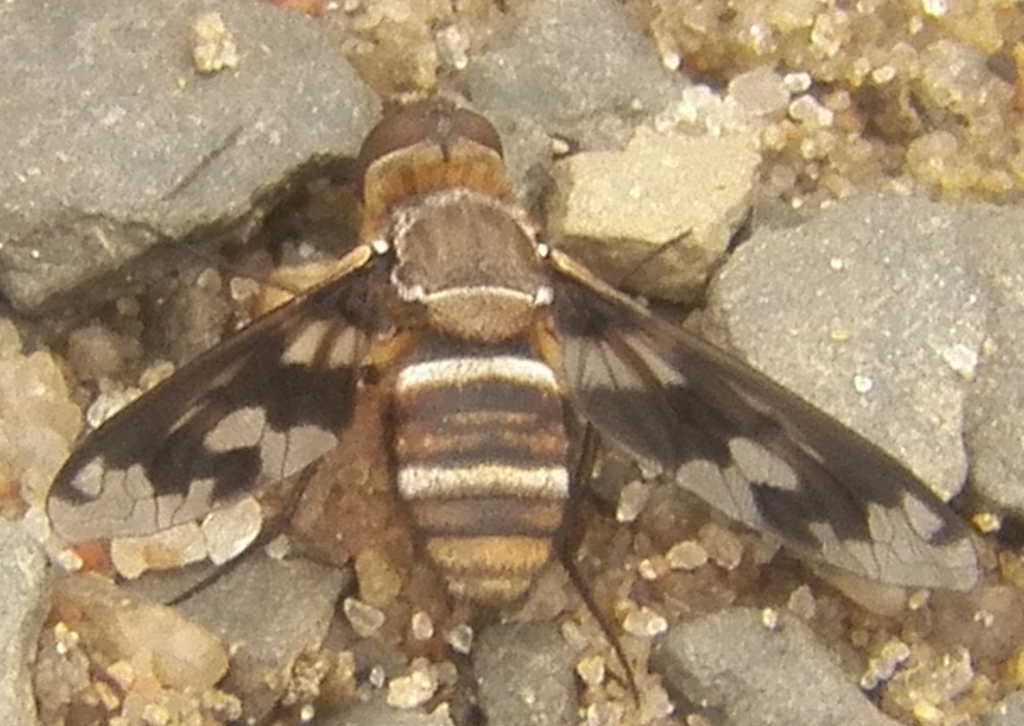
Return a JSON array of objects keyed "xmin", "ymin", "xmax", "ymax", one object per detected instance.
[{"xmin": 393, "ymin": 339, "xmax": 569, "ymax": 603}]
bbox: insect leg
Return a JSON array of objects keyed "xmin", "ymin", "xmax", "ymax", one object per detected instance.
[{"xmin": 558, "ymin": 422, "xmax": 640, "ymax": 702}]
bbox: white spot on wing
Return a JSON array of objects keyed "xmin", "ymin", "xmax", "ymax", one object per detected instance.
[
  {"xmin": 50, "ymin": 466, "xmax": 155, "ymax": 544},
  {"xmin": 281, "ymin": 320, "xmax": 332, "ymax": 365},
  {"xmin": 818, "ymin": 502, "xmax": 978, "ymax": 590},
  {"xmin": 259, "ymin": 424, "xmax": 336, "ymax": 479},
  {"xmin": 157, "ymin": 477, "xmax": 216, "ymax": 530},
  {"xmin": 564, "ymin": 337, "xmax": 645, "ymax": 391},
  {"xmin": 812, "ymin": 520, "xmax": 874, "ymax": 575},
  {"xmin": 628, "ymin": 338, "xmax": 687, "ymax": 387},
  {"xmin": 204, "ymin": 407, "xmax": 267, "ymax": 452},
  {"xmin": 563, "ymin": 335, "xmax": 687, "ymax": 392},
  {"xmin": 901, "ymin": 492, "xmax": 945, "ymax": 541},
  {"xmin": 259, "ymin": 428, "xmax": 287, "ymax": 479},
  {"xmin": 729, "ymin": 438, "xmax": 800, "ymax": 491},
  {"xmin": 74, "ymin": 459, "xmax": 106, "ymax": 498},
  {"xmin": 676, "ymin": 456, "xmax": 979, "ymax": 590},
  {"xmin": 122, "ymin": 464, "xmax": 156, "ymax": 498},
  {"xmin": 327, "ymin": 327, "xmax": 361, "ymax": 369},
  {"xmin": 284, "ymin": 425, "xmax": 336, "ymax": 475},
  {"xmin": 676, "ymin": 459, "xmax": 735, "ymax": 515},
  {"xmin": 865, "ymin": 502, "xmax": 895, "ymax": 549}
]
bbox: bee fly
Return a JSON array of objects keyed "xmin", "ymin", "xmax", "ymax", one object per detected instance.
[{"xmin": 48, "ymin": 101, "xmax": 979, "ymax": 614}]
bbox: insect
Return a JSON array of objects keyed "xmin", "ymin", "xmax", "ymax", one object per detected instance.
[{"xmin": 48, "ymin": 100, "xmax": 979, "ymax": 608}]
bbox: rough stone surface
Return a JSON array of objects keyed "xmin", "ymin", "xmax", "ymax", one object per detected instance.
[
  {"xmin": 0, "ymin": 0, "xmax": 378, "ymax": 311},
  {"xmin": 173, "ymin": 554, "xmax": 350, "ymax": 723},
  {"xmin": 708, "ymin": 195, "xmax": 987, "ymax": 503},
  {"xmin": 548, "ymin": 128, "xmax": 761, "ymax": 301},
  {"xmin": 466, "ymin": 0, "xmax": 683, "ymax": 129},
  {"xmin": 464, "ymin": 0, "xmax": 690, "ymax": 198},
  {"xmin": 473, "ymin": 622, "xmax": 576, "ymax": 726},
  {"xmin": 958, "ymin": 204, "xmax": 1024, "ymax": 517},
  {"xmin": 0, "ymin": 521, "xmax": 48, "ymax": 726},
  {"xmin": 652, "ymin": 608, "xmax": 900, "ymax": 726}
]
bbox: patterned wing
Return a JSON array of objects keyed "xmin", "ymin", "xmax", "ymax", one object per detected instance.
[
  {"xmin": 547, "ymin": 251, "xmax": 978, "ymax": 591},
  {"xmin": 48, "ymin": 248, "xmax": 385, "ymax": 548}
]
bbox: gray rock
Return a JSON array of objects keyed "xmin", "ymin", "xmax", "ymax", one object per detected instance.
[
  {"xmin": 466, "ymin": 0, "xmax": 681, "ymax": 129},
  {"xmin": 707, "ymin": 195, "xmax": 986, "ymax": 503},
  {"xmin": 651, "ymin": 608, "xmax": 899, "ymax": 726},
  {"xmin": 174, "ymin": 554, "xmax": 350, "ymax": 723},
  {"xmin": 473, "ymin": 622, "xmax": 576, "ymax": 726},
  {"xmin": 465, "ymin": 0, "xmax": 689, "ymax": 197},
  {"xmin": 547, "ymin": 129, "xmax": 760, "ymax": 302},
  {"xmin": 0, "ymin": 521, "xmax": 48, "ymax": 726},
  {"xmin": 0, "ymin": 0, "xmax": 378, "ymax": 311},
  {"xmin": 958, "ymin": 204, "xmax": 1024, "ymax": 517}
]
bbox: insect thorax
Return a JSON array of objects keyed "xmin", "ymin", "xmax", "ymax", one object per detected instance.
[{"xmin": 390, "ymin": 187, "xmax": 551, "ymax": 342}]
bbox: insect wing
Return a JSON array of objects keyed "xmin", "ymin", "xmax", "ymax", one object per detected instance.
[
  {"xmin": 48, "ymin": 249, "xmax": 382, "ymax": 547},
  {"xmin": 548, "ymin": 251, "xmax": 978, "ymax": 591}
]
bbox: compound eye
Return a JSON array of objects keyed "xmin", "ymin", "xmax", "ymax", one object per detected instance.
[
  {"xmin": 357, "ymin": 101, "xmax": 503, "ymax": 174},
  {"xmin": 443, "ymin": 106, "xmax": 503, "ymax": 157}
]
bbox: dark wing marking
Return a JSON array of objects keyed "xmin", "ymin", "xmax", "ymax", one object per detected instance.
[
  {"xmin": 49, "ymin": 247, "xmax": 386, "ymax": 547},
  {"xmin": 547, "ymin": 251, "xmax": 978, "ymax": 591}
]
